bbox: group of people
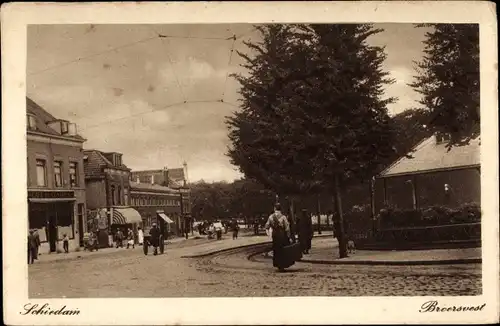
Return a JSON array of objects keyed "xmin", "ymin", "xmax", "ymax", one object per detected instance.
[
  {"xmin": 114, "ymin": 227, "xmax": 138, "ymax": 249},
  {"xmin": 28, "ymin": 228, "xmax": 74, "ymax": 264},
  {"xmin": 264, "ymin": 204, "xmax": 314, "ymax": 272}
]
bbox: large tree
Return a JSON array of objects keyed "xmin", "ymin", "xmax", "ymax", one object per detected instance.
[
  {"xmin": 410, "ymin": 24, "xmax": 480, "ymax": 146},
  {"xmin": 227, "ymin": 24, "xmax": 397, "ymax": 258}
]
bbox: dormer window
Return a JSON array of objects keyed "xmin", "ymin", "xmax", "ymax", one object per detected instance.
[
  {"xmin": 61, "ymin": 121, "xmax": 69, "ymax": 135},
  {"xmin": 27, "ymin": 114, "xmax": 37, "ymax": 130}
]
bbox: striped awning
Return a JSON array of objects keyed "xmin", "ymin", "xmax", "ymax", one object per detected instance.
[
  {"xmin": 158, "ymin": 212, "xmax": 174, "ymax": 224},
  {"xmin": 112, "ymin": 208, "xmax": 142, "ymax": 225}
]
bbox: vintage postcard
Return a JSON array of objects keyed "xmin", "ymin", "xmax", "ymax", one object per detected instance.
[{"xmin": 2, "ymin": 1, "xmax": 499, "ymax": 325}]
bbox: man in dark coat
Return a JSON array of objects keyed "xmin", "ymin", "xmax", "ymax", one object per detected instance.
[
  {"xmin": 27, "ymin": 229, "xmax": 38, "ymax": 264},
  {"xmin": 298, "ymin": 209, "xmax": 313, "ymax": 254},
  {"xmin": 149, "ymin": 223, "xmax": 161, "ymax": 255}
]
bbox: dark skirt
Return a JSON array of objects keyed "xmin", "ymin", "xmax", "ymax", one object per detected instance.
[
  {"xmin": 272, "ymin": 234, "xmax": 294, "ymax": 269},
  {"xmin": 298, "ymin": 233, "xmax": 312, "ymax": 251}
]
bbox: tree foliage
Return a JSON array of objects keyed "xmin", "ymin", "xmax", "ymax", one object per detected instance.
[
  {"xmin": 227, "ymin": 24, "xmax": 397, "ymax": 257},
  {"xmin": 410, "ymin": 24, "xmax": 480, "ymax": 146}
]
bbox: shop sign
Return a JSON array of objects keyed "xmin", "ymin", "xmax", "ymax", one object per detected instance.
[{"xmin": 28, "ymin": 191, "xmax": 74, "ymax": 199}]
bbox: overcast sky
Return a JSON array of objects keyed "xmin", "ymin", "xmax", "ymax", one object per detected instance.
[{"xmin": 27, "ymin": 24, "xmax": 428, "ymax": 183}]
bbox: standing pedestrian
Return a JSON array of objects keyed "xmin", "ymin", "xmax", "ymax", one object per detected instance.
[
  {"xmin": 27, "ymin": 230, "xmax": 38, "ymax": 264},
  {"xmin": 231, "ymin": 219, "xmax": 239, "ymax": 239},
  {"xmin": 115, "ymin": 228, "xmax": 124, "ymax": 248},
  {"xmin": 298, "ymin": 209, "xmax": 313, "ymax": 254},
  {"xmin": 33, "ymin": 228, "xmax": 41, "ymax": 259},
  {"xmin": 126, "ymin": 228, "xmax": 135, "ymax": 249},
  {"xmin": 149, "ymin": 223, "xmax": 161, "ymax": 255},
  {"xmin": 62, "ymin": 233, "xmax": 69, "ymax": 253},
  {"xmin": 137, "ymin": 227, "xmax": 144, "ymax": 246},
  {"xmin": 265, "ymin": 204, "xmax": 294, "ymax": 272}
]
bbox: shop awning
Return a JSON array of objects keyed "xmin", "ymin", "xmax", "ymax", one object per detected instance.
[
  {"xmin": 112, "ymin": 207, "xmax": 142, "ymax": 225},
  {"xmin": 158, "ymin": 212, "xmax": 174, "ymax": 224}
]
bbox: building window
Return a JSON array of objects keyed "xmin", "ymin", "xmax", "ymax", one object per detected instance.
[
  {"xmin": 54, "ymin": 161, "xmax": 63, "ymax": 187},
  {"xmin": 118, "ymin": 186, "xmax": 122, "ymax": 205},
  {"xmin": 69, "ymin": 162, "xmax": 78, "ymax": 187},
  {"xmin": 61, "ymin": 121, "xmax": 69, "ymax": 135},
  {"xmin": 36, "ymin": 159, "xmax": 47, "ymax": 187},
  {"xmin": 124, "ymin": 188, "xmax": 129, "ymax": 205},
  {"xmin": 27, "ymin": 114, "xmax": 37, "ymax": 130},
  {"xmin": 111, "ymin": 186, "xmax": 116, "ymax": 205}
]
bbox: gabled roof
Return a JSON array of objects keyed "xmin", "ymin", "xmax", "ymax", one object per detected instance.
[
  {"xmin": 27, "ymin": 97, "xmax": 85, "ymax": 141},
  {"xmin": 83, "ymin": 149, "xmax": 130, "ymax": 178},
  {"xmin": 379, "ymin": 135, "xmax": 480, "ymax": 178}
]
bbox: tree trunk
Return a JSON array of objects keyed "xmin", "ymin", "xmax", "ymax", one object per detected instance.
[
  {"xmin": 289, "ymin": 197, "xmax": 296, "ymax": 242},
  {"xmin": 334, "ymin": 174, "xmax": 347, "ymax": 258},
  {"xmin": 317, "ymin": 195, "xmax": 322, "ymax": 234}
]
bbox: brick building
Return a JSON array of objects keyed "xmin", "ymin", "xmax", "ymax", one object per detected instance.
[
  {"xmin": 83, "ymin": 150, "xmax": 141, "ymax": 247},
  {"xmin": 27, "ymin": 97, "xmax": 87, "ymax": 253},
  {"xmin": 374, "ymin": 133, "xmax": 481, "ymax": 212}
]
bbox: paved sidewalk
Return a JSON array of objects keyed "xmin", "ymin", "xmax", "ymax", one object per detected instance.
[
  {"xmin": 34, "ymin": 234, "xmax": 215, "ymax": 263},
  {"xmin": 292, "ymin": 237, "xmax": 482, "ymax": 265}
]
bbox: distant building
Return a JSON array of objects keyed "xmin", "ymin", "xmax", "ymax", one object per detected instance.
[
  {"xmin": 130, "ymin": 163, "xmax": 191, "ymax": 235},
  {"xmin": 129, "ymin": 181, "xmax": 182, "ymax": 236},
  {"xmin": 27, "ymin": 97, "xmax": 87, "ymax": 253},
  {"xmin": 374, "ymin": 133, "xmax": 480, "ymax": 212},
  {"xmin": 83, "ymin": 150, "xmax": 141, "ymax": 247},
  {"xmin": 130, "ymin": 162, "xmax": 189, "ymax": 188}
]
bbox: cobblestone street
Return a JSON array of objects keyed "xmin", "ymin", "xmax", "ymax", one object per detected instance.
[{"xmin": 29, "ymin": 237, "xmax": 482, "ymax": 297}]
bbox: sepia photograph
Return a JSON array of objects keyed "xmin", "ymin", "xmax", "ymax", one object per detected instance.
[{"xmin": 2, "ymin": 2, "xmax": 498, "ymax": 325}]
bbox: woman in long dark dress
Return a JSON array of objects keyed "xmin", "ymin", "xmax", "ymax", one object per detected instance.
[
  {"xmin": 265, "ymin": 204, "xmax": 293, "ymax": 272},
  {"xmin": 298, "ymin": 209, "xmax": 313, "ymax": 254}
]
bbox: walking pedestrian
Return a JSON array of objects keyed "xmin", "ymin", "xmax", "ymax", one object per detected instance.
[
  {"xmin": 126, "ymin": 228, "xmax": 135, "ymax": 249},
  {"xmin": 137, "ymin": 227, "xmax": 144, "ymax": 246},
  {"xmin": 298, "ymin": 209, "xmax": 313, "ymax": 254},
  {"xmin": 62, "ymin": 233, "xmax": 69, "ymax": 253},
  {"xmin": 265, "ymin": 204, "xmax": 295, "ymax": 272}
]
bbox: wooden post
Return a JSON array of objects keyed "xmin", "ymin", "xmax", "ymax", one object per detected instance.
[
  {"xmin": 411, "ymin": 179, "xmax": 417, "ymax": 210},
  {"xmin": 413, "ymin": 175, "xmax": 418, "ymax": 210}
]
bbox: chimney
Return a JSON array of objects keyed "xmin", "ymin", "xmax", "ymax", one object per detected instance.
[
  {"xmin": 183, "ymin": 161, "xmax": 189, "ymax": 186},
  {"xmin": 163, "ymin": 166, "xmax": 169, "ymax": 187}
]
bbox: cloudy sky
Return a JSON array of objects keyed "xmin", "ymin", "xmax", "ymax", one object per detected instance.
[{"xmin": 27, "ymin": 24, "xmax": 428, "ymax": 183}]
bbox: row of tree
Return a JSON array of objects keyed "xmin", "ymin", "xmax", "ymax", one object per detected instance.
[{"xmin": 222, "ymin": 24, "xmax": 478, "ymax": 257}]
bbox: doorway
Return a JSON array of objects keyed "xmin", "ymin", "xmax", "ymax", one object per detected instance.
[{"xmin": 48, "ymin": 213, "xmax": 58, "ymax": 252}]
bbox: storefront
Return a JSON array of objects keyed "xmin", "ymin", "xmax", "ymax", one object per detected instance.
[
  {"xmin": 110, "ymin": 207, "xmax": 142, "ymax": 244},
  {"xmin": 28, "ymin": 190, "xmax": 78, "ymax": 253}
]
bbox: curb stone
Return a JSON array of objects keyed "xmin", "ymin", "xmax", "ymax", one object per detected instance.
[{"xmin": 298, "ymin": 257, "xmax": 482, "ymax": 266}]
